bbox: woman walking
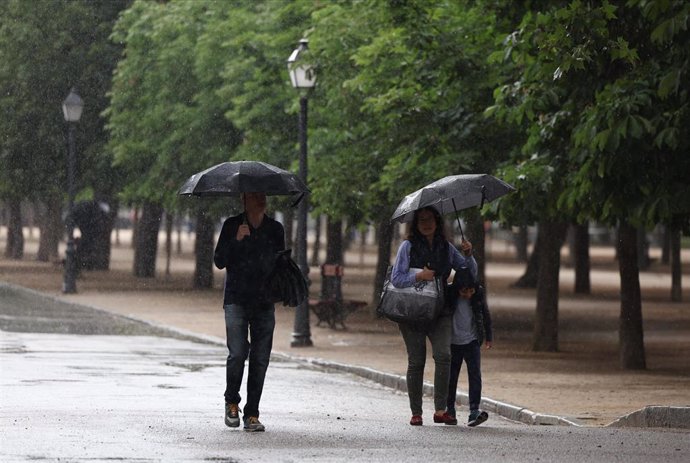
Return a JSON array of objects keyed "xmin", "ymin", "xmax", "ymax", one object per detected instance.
[{"xmin": 390, "ymin": 206, "xmax": 477, "ymax": 426}]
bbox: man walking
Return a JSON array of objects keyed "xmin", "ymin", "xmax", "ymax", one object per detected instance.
[{"xmin": 214, "ymin": 192, "xmax": 285, "ymax": 432}]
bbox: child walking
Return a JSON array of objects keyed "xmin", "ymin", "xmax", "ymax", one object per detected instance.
[{"xmin": 446, "ymin": 266, "xmax": 493, "ymax": 427}]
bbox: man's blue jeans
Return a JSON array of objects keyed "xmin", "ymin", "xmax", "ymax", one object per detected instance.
[
  {"xmin": 447, "ymin": 340, "xmax": 482, "ymax": 412},
  {"xmin": 223, "ymin": 302, "xmax": 275, "ymax": 418}
]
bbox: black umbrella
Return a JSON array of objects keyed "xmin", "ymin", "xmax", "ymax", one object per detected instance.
[
  {"xmin": 178, "ymin": 161, "xmax": 309, "ymax": 199},
  {"xmin": 390, "ymin": 174, "xmax": 516, "ymax": 239}
]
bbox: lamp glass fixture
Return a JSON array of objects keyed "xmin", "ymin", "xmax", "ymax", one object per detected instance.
[
  {"xmin": 62, "ymin": 88, "xmax": 84, "ymax": 122},
  {"xmin": 287, "ymin": 39, "xmax": 316, "ymax": 88}
]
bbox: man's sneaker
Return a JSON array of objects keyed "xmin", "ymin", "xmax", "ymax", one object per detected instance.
[
  {"xmin": 434, "ymin": 411, "xmax": 458, "ymax": 425},
  {"xmin": 244, "ymin": 416, "xmax": 265, "ymax": 432},
  {"xmin": 468, "ymin": 410, "xmax": 488, "ymax": 427},
  {"xmin": 224, "ymin": 402, "xmax": 240, "ymax": 428}
]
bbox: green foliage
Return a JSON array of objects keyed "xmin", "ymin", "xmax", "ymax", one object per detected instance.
[
  {"xmin": 567, "ymin": 1, "xmax": 690, "ymax": 228},
  {"xmin": 10, "ymin": 0, "xmax": 687, "ymax": 235},
  {"xmin": 107, "ymin": 0, "xmax": 241, "ymax": 211},
  {"xmin": 215, "ymin": 1, "xmax": 312, "ymax": 167},
  {"xmin": 0, "ymin": 0, "xmax": 127, "ymax": 203},
  {"xmin": 489, "ymin": 0, "xmax": 690, "ymax": 230},
  {"xmin": 308, "ymin": 0, "xmax": 513, "ymax": 221}
]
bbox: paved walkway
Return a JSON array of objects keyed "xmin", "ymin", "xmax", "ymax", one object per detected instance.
[
  {"xmin": 4, "ymin": 288, "xmax": 688, "ymax": 463},
  {"xmin": 1, "ymin": 234, "xmax": 689, "ymax": 428}
]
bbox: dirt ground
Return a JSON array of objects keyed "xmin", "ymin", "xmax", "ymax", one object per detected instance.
[{"xmin": 1, "ymin": 227, "xmax": 689, "ymax": 426}]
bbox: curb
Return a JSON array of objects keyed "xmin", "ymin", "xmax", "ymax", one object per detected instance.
[
  {"xmin": 270, "ymin": 351, "xmax": 582, "ymax": 427},
  {"xmin": 607, "ymin": 406, "xmax": 690, "ymax": 429}
]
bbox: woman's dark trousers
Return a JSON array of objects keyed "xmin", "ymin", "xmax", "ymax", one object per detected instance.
[{"xmin": 399, "ymin": 315, "xmax": 452, "ymax": 416}]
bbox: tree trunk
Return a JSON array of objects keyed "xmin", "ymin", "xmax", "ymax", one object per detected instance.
[
  {"xmin": 165, "ymin": 211, "xmax": 173, "ymax": 277},
  {"xmin": 358, "ymin": 228, "xmax": 367, "ymax": 266},
  {"xmin": 36, "ymin": 198, "xmax": 62, "ymax": 262},
  {"xmin": 90, "ymin": 200, "xmax": 115, "ymax": 270},
  {"xmin": 371, "ymin": 218, "xmax": 394, "ymax": 313},
  {"xmin": 193, "ymin": 209, "xmax": 215, "ymax": 289},
  {"xmin": 464, "ymin": 208, "xmax": 486, "ymax": 285},
  {"xmin": 133, "ymin": 202, "xmax": 162, "ymax": 278},
  {"xmin": 513, "ymin": 225, "xmax": 540, "ymax": 288},
  {"xmin": 342, "ymin": 220, "xmax": 354, "ymax": 251},
  {"xmin": 131, "ymin": 207, "xmax": 139, "ymax": 249},
  {"xmin": 325, "ymin": 217, "xmax": 343, "ymax": 264},
  {"xmin": 322, "ymin": 217, "xmax": 343, "ymax": 301},
  {"xmin": 514, "ymin": 225, "xmax": 529, "ymax": 262},
  {"xmin": 670, "ymin": 225, "xmax": 682, "ymax": 302},
  {"xmin": 637, "ymin": 227, "xmax": 650, "ymax": 270},
  {"xmin": 617, "ymin": 221, "xmax": 646, "ymax": 370},
  {"xmin": 5, "ymin": 199, "xmax": 24, "ymax": 259},
  {"xmin": 573, "ymin": 222, "xmax": 591, "ymax": 294},
  {"xmin": 310, "ymin": 213, "xmax": 321, "ymax": 267},
  {"xmin": 532, "ymin": 221, "xmax": 568, "ymax": 352},
  {"xmin": 660, "ymin": 225, "xmax": 670, "ymax": 265},
  {"xmin": 176, "ymin": 215, "xmax": 183, "ymax": 254}
]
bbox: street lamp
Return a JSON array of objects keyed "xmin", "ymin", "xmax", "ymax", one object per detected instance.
[
  {"xmin": 287, "ymin": 39, "xmax": 316, "ymax": 347},
  {"xmin": 62, "ymin": 87, "xmax": 83, "ymax": 294}
]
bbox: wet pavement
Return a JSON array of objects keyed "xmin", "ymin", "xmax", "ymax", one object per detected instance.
[{"xmin": 1, "ymin": 283, "xmax": 689, "ymax": 462}]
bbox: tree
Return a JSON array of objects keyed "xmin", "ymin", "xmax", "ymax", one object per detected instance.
[
  {"xmin": 0, "ymin": 0, "xmax": 128, "ymax": 264},
  {"xmin": 308, "ymin": 0, "xmax": 515, "ymax": 306},
  {"xmin": 492, "ymin": 0, "xmax": 690, "ymax": 366},
  {"xmin": 488, "ymin": 2, "xmax": 624, "ymax": 352},
  {"xmin": 571, "ymin": 222, "xmax": 592, "ymax": 294},
  {"xmin": 568, "ymin": 1, "xmax": 690, "ymax": 367},
  {"xmin": 107, "ymin": 0, "xmax": 239, "ymax": 283}
]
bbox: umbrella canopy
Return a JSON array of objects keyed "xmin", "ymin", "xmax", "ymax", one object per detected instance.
[
  {"xmin": 391, "ymin": 174, "xmax": 516, "ymax": 224},
  {"xmin": 178, "ymin": 161, "xmax": 309, "ymax": 197}
]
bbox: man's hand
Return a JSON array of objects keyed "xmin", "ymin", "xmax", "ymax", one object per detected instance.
[{"xmin": 236, "ymin": 224, "xmax": 251, "ymax": 241}]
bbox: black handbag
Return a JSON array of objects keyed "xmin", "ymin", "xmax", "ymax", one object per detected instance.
[{"xmin": 376, "ymin": 266, "xmax": 445, "ymax": 324}]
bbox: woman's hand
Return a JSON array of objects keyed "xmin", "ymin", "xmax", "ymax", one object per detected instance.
[
  {"xmin": 459, "ymin": 239, "xmax": 472, "ymax": 257},
  {"xmin": 416, "ymin": 266, "xmax": 436, "ymax": 281}
]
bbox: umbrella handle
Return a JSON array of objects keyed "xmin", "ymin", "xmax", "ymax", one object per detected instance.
[
  {"xmin": 480, "ymin": 185, "xmax": 487, "ymax": 210},
  {"xmin": 242, "ymin": 194, "xmax": 247, "ymax": 225},
  {"xmin": 451, "ymin": 198, "xmax": 465, "ymax": 241}
]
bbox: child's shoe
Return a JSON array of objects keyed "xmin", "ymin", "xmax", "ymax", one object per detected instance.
[{"xmin": 468, "ymin": 409, "xmax": 488, "ymax": 427}]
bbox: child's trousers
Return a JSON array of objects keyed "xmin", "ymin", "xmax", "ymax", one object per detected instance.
[{"xmin": 447, "ymin": 340, "xmax": 482, "ymax": 412}]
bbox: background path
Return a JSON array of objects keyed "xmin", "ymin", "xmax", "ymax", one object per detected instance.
[{"xmin": 1, "ymin": 228, "xmax": 689, "ymax": 427}]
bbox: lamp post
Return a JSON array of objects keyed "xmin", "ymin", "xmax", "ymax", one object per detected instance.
[
  {"xmin": 287, "ymin": 39, "xmax": 316, "ymax": 347},
  {"xmin": 62, "ymin": 87, "xmax": 83, "ymax": 294}
]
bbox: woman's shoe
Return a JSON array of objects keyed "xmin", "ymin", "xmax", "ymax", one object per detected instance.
[
  {"xmin": 433, "ymin": 411, "xmax": 458, "ymax": 425},
  {"xmin": 410, "ymin": 415, "xmax": 423, "ymax": 426}
]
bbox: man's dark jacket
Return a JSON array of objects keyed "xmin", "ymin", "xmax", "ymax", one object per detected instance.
[{"xmin": 214, "ymin": 213, "xmax": 285, "ymax": 306}]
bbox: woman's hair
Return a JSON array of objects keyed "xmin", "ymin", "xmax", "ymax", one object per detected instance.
[{"xmin": 406, "ymin": 206, "xmax": 447, "ymax": 241}]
